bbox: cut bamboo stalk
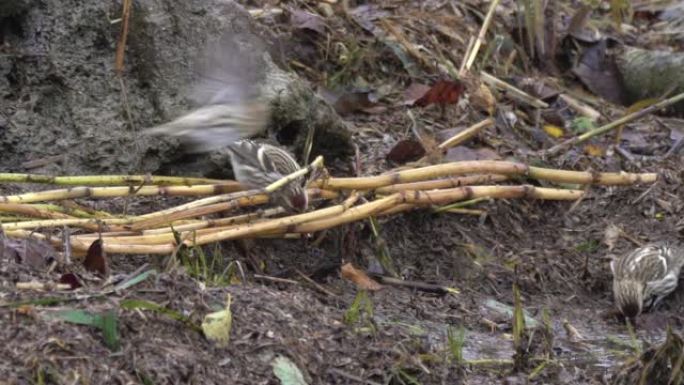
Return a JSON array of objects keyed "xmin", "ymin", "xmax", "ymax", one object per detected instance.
[
  {"xmin": 0, "ymin": 173, "xmax": 226, "ymax": 186},
  {"xmin": 437, "ymin": 118, "xmax": 495, "ymax": 150},
  {"xmin": 128, "ymin": 195, "xmax": 270, "ymax": 231},
  {"xmin": 375, "ymin": 174, "xmax": 509, "ymax": 194},
  {"xmin": 0, "ymin": 184, "xmax": 243, "ymax": 204},
  {"xmin": 141, "ymin": 207, "xmax": 285, "ymax": 235},
  {"xmin": 0, "ymin": 218, "xmax": 131, "ymax": 231},
  {"xmin": 63, "ymin": 194, "xmax": 361, "ymax": 253},
  {"xmin": 294, "ymin": 185, "xmax": 583, "ymax": 233},
  {"xmin": 128, "ymin": 189, "xmax": 338, "ymax": 231},
  {"xmin": 182, "ymin": 193, "xmax": 363, "ymax": 247},
  {"xmin": 0, "ymin": 203, "xmax": 76, "ymax": 219},
  {"xmin": 316, "ymin": 161, "xmax": 657, "ymax": 190},
  {"xmin": 62, "ymin": 185, "xmax": 584, "ymax": 254}
]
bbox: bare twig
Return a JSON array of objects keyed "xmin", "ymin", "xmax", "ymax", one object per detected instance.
[
  {"xmin": 544, "ymin": 91, "xmax": 684, "ymax": 156},
  {"xmin": 437, "ymin": 118, "xmax": 495, "ymax": 150},
  {"xmin": 461, "ymin": 0, "xmax": 502, "ymax": 75},
  {"xmin": 480, "ymin": 71, "xmax": 549, "ymax": 108},
  {"xmin": 295, "ymin": 269, "xmax": 339, "ymax": 297},
  {"xmin": 373, "ymin": 275, "xmax": 459, "ymax": 295},
  {"xmin": 253, "ymin": 274, "xmax": 300, "ymax": 285}
]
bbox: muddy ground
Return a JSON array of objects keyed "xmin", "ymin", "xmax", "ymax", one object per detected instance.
[{"xmin": 1, "ymin": 0, "xmax": 684, "ymax": 384}]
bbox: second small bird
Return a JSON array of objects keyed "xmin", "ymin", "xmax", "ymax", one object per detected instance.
[{"xmin": 611, "ymin": 242, "xmax": 684, "ymax": 320}]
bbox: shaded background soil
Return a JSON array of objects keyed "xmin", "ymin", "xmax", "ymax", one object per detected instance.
[{"xmin": 1, "ymin": 0, "xmax": 683, "ymax": 384}]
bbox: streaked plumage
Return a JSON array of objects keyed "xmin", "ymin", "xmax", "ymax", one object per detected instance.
[
  {"xmin": 144, "ymin": 37, "xmax": 308, "ymax": 212},
  {"xmin": 227, "ymin": 139, "xmax": 308, "ymax": 212},
  {"xmin": 611, "ymin": 243, "xmax": 684, "ymax": 319}
]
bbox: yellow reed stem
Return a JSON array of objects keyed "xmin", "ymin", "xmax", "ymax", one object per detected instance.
[
  {"xmin": 128, "ymin": 195, "xmax": 270, "ymax": 231},
  {"xmin": 289, "ymin": 194, "xmax": 400, "ymax": 233},
  {"xmin": 129, "ymin": 188, "xmax": 338, "ymax": 231},
  {"xmin": 0, "ymin": 218, "xmax": 130, "ymax": 231},
  {"xmin": 141, "ymin": 207, "xmax": 285, "ymax": 235},
  {"xmin": 375, "ymin": 174, "xmax": 508, "ymax": 194},
  {"xmin": 294, "ymin": 185, "xmax": 580, "ymax": 233},
  {"xmin": 315, "ymin": 161, "xmax": 657, "ymax": 190},
  {"xmin": 385, "ymin": 185, "xmax": 584, "ymax": 220},
  {"xmin": 0, "ymin": 204, "xmax": 76, "ymax": 220},
  {"xmin": 0, "ymin": 183, "xmax": 242, "ymax": 204},
  {"xmin": 63, "ymin": 194, "xmax": 362, "ymax": 253},
  {"xmin": 0, "ymin": 173, "xmax": 226, "ymax": 186},
  {"xmin": 183, "ymin": 193, "xmax": 363, "ymax": 247},
  {"xmin": 437, "ymin": 118, "xmax": 495, "ymax": 150}
]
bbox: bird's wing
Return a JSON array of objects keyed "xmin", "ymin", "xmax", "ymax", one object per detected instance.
[
  {"xmin": 143, "ymin": 35, "xmax": 268, "ymax": 152},
  {"xmin": 614, "ymin": 244, "xmax": 668, "ymax": 280},
  {"xmin": 188, "ymin": 36, "xmax": 264, "ymax": 106},
  {"xmin": 226, "ymin": 140, "xmax": 281, "ymax": 185},
  {"xmin": 258, "ymin": 143, "xmax": 302, "ymax": 176},
  {"xmin": 145, "ymin": 104, "xmax": 267, "ymax": 153}
]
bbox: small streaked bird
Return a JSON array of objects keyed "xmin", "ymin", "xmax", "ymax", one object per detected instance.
[
  {"xmin": 226, "ymin": 139, "xmax": 308, "ymax": 212},
  {"xmin": 144, "ymin": 37, "xmax": 308, "ymax": 212},
  {"xmin": 611, "ymin": 242, "xmax": 684, "ymax": 319}
]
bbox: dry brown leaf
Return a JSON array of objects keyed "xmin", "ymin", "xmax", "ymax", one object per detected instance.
[
  {"xmin": 470, "ymin": 84, "xmax": 496, "ymax": 115},
  {"xmin": 386, "ymin": 139, "xmax": 426, "ymax": 164},
  {"xmin": 83, "ymin": 239, "xmax": 108, "ymax": 277},
  {"xmin": 58, "ymin": 273, "xmax": 83, "ymax": 290},
  {"xmin": 340, "ymin": 263, "xmax": 383, "ymax": 291},
  {"xmin": 1, "ymin": 232, "xmax": 56, "ymax": 270}
]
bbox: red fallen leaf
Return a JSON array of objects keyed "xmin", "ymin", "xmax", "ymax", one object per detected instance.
[
  {"xmin": 340, "ymin": 263, "xmax": 383, "ymax": 291},
  {"xmin": 83, "ymin": 239, "xmax": 108, "ymax": 277},
  {"xmin": 58, "ymin": 273, "xmax": 83, "ymax": 290},
  {"xmin": 386, "ymin": 139, "xmax": 426, "ymax": 164},
  {"xmin": 413, "ymin": 79, "xmax": 465, "ymax": 108}
]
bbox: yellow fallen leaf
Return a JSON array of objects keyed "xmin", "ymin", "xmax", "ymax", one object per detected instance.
[
  {"xmin": 471, "ymin": 84, "xmax": 497, "ymax": 115},
  {"xmin": 543, "ymin": 124, "xmax": 564, "ymax": 138},
  {"xmin": 202, "ymin": 294, "xmax": 232, "ymax": 347},
  {"xmin": 584, "ymin": 144, "xmax": 605, "ymax": 156}
]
